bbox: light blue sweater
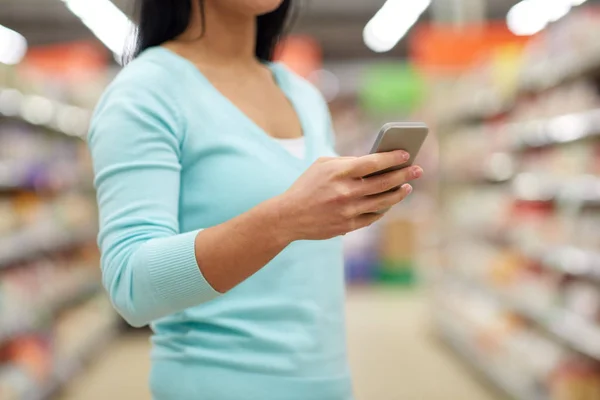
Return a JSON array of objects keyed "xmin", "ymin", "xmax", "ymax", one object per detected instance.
[{"xmin": 88, "ymin": 47, "xmax": 352, "ymax": 400}]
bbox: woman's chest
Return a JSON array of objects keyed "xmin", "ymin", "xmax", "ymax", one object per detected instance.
[
  {"xmin": 175, "ymin": 78, "xmax": 335, "ymax": 230},
  {"xmin": 214, "ymin": 80, "xmax": 304, "ymax": 140},
  {"xmin": 179, "ymin": 145, "xmax": 300, "ymax": 228}
]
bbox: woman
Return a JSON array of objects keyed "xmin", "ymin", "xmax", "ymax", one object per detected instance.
[{"xmin": 88, "ymin": 0, "xmax": 423, "ymax": 399}]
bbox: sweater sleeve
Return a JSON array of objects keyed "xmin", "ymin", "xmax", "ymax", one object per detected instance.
[{"xmin": 88, "ymin": 74, "xmax": 220, "ymax": 327}]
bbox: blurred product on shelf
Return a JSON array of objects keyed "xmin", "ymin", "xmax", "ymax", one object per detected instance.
[
  {"xmin": 0, "ymin": 119, "xmax": 93, "ymax": 193},
  {"xmin": 0, "ymin": 293, "xmax": 118, "ymax": 400},
  {"xmin": 344, "ymin": 223, "xmax": 380, "ymax": 283},
  {"xmin": 0, "ymin": 61, "xmax": 116, "ymax": 400},
  {"xmin": 435, "ymin": 282, "xmax": 600, "ymax": 400},
  {"xmin": 377, "ymin": 213, "xmax": 418, "ymax": 285},
  {"xmin": 430, "ymin": 9, "xmax": 600, "ymax": 400},
  {"xmin": 434, "ymin": 9, "xmax": 600, "ymax": 125},
  {"xmin": 0, "ymin": 191, "xmax": 97, "ymax": 267}
]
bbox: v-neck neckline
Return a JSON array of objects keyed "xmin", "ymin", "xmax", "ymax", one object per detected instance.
[{"xmin": 153, "ymin": 46, "xmax": 315, "ymax": 167}]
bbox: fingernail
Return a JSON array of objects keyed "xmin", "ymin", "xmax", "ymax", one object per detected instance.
[
  {"xmin": 411, "ymin": 166, "xmax": 423, "ymax": 178},
  {"xmin": 398, "ymin": 151, "xmax": 410, "ymax": 161},
  {"xmin": 404, "ymin": 184, "xmax": 413, "ymax": 194}
]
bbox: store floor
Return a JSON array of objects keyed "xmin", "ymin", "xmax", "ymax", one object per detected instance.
[{"xmin": 59, "ymin": 288, "xmax": 501, "ymax": 400}]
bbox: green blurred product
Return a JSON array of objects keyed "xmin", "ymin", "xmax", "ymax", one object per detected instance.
[
  {"xmin": 359, "ymin": 63, "xmax": 425, "ymax": 116},
  {"xmin": 376, "ymin": 217, "xmax": 418, "ymax": 286},
  {"xmin": 377, "ymin": 259, "xmax": 417, "ymax": 285}
]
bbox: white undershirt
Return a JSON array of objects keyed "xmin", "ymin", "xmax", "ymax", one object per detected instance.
[{"xmin": 273, "ymin": 136, "xmax": 306, "ymax": 160}]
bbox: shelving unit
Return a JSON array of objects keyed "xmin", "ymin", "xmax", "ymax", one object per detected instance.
[
  {"xmin": 0, "ymin": 282, "xmax": 101, "ymax": 344},
  {"xmin": 0, "ymin": 82, "xmax": 117, "ymax": 399},
  {"xmin": 0, "ymin": 225, "xmax": 97, "ymax": 269},
  {"xmin": 446, "ymin": 272, "xmax": 600, "ymax": 362},
  {"xmin": 24, "ymin": 317, "xmax": 119, "ymax": 400},
  {"xmin": 437, "ymin": 316, "xmax": 543, "ymax": 400},
  {"xmin": 508, "ymin": 109, "xmax": 600, "ymax": 151},
  {"xmin": 433, "ymin": 10, "xmax": 600, "ymax": 400}
]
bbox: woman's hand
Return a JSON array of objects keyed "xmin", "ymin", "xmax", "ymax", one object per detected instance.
[{"xmin": 275, "ymin": 150, "xmax": 423, "ymax": 241}]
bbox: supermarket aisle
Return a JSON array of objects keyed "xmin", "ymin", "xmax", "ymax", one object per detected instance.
[
  {"xmin": 60, "ymin": 288, "xmax": 499, "ymax": 400},
  {"xmin": 345, "ymin": 289, "xmax": 499, "ymax": 400}
]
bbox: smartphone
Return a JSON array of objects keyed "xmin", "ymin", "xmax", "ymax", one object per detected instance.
[{"xmin": 365, "ymin": 122, "xmax": 429, "ymax": 178}]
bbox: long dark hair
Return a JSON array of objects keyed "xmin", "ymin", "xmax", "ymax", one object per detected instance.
[{"xmin": 130, "ymin": 0, "xmax": 293, "ymax": 62}]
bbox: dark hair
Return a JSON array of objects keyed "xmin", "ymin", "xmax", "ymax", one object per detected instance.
[{"xmin": 130, "ymin": 0, "xmax": 293, "ymax": 63}]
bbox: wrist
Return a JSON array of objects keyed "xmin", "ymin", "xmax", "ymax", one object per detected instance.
[{"xmin": 258, "ymin": 195, "xmax": 300, "ymax": 246}]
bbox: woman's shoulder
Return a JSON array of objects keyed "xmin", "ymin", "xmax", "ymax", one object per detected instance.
[
  {"xmin": 92, "ymin": 48, "xmax": 187, "ymax": 126},
  {"xmin": 89, "ymin": 48, "xmax": 187, "ymax": 143},
  {"xmin": 103, "ymin": 47, "xmax": 182, "ymax": 99}
]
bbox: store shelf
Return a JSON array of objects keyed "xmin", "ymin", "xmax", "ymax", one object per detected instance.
[
  {"xmin": 0, "ymin": 88, "xmax": 91, "ymax": 139},
  {"xmin": 440, "ymin": 61, "xmax": 600, "ymax": 126},
  {"xmin": 435, "ymin": 13, "xmax": 600, "ymax": 399},
  {"xmin": 442, "ymin": 176, "xmax": 511, "ymax": 186},
  {"xmin": 509, "ymin": 109, "xmax": 600, "ymax": 150},
  {"xmin": 438, "ymin": 321, "xmax": 544, "ymax": 400},
  {"xmin": 525, "ymin": 246, "xmax": 600, "ymax": 282},
  {"xmin": 441, "ymin": 98, "xmax": 512, "ymax": 127},
  {"xmin": 0, "ymin": 171, "xmax": 93, "ymax": 194},
  {"xmin": 519, "ymin": 51, "xmax": 600, "ymax": 94},
  {"xmin": 460, "ymin": 227, "xmax": 600, "ymax": 281},
  {"xmin": 447, "ymin": 173, "xmax": 600, "ymax": 208},
  {"xmin": 25, "ymin": 322, "xmax": 119, "ymax": 400},
  {"xmin": 0, "ymin": 282, "xmax": 102, "ymax": 345},
  {"xmin": 0, "ymin": 225, "xmax": 97, "ymax": 270},
  {"xmin": 472, "ymin": 230, "xmax": 600, "ymax": 281},
  {"xmin": 510, "ymin": 172, "xmax": 600, "ymax": 206},
  {"xmin": 448, "ymin": 275, "xmax": 600, "ymax": 362},
  {"xmin": 498, "ymin": 293, "xmax": 600, "ymax": 362}
]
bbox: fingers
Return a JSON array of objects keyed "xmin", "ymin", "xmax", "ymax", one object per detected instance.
[
  {"xmin": 343, "ymin": 184, "xmax": 412, "ymax": 234},
  {"xmin": 315, "ymin": 156, "xmax": 337, "ymax": 163},
  {"xmin": 357, "ymin": 184, "xmax": 413, "ymax": 214},
  {"xmin": 349, "ymin": 212, "xmax": 385, "ymax": 233},
  {"xmin": 358, "ymin": 166, "xmax": 423, "ymax": 196},
  {"xmin": 343, "ymin": 151, "xmax": 409, "ymax": 178},
  {"xmin": 317, "ymin": 156, "xmax": 357, "ymax": 164}
]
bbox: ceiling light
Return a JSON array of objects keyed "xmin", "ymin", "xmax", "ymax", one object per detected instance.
[
  {"xmin": 507, "ymin": 0, "xmax": 589, "ymax": 36},
  {"xmin": 507, "ymin": 1, "xmax": 549, "ymax": 36},
  {"xmin": 546, "ymin": 1, "xmax": 573, "ymax": 22},
  {"xmin": 363, "ymin": 0, "xmax": 431, "ymax": 53},
  {"xmin": 61, "ymin": 0, "xmax": 134, "ymax": 58},
  {"xmin": 0, "ymin": 25, "xmax": 28, "ymax": 65}
]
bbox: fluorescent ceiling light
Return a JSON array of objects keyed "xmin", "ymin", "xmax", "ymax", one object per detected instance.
[
  {"xmin": 507, "ymin": 0, "xmax": 589, "ymax": 36},
  {"xmin": 546, "ymin": 1, "xmax": 573, "ymax": 21},
  {"xmin": 507, "ymin": 0, "xmax": 550, "ymax": 35},
  {"xmin": 61, "ymin": 0, "xmax": 134, "ymax": 58},
  {"xmin": 0, "ymin": 25, "xmax": 28, "ymax": 65},
  {"xmin": 363, "ymin": 0, "xmax": 431, "ymax": 53}
]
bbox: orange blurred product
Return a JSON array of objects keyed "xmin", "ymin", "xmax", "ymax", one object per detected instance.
[
  {"xmin": 274, "ymin": 35, "xmax": 322, "ymax": 79},
  {"xmin": 494, "ymin": 249, "xmax": 521, "ymax": 279},
  {"xmin": 8, "ymin": 337, "xmax": 52, "ymax": 382},
  {"xmin": 409, "ymin": 22, "xmax": 531, "ymax": 73},
  {"xmin": 550, "ymin": 360, "xmax": 600, "ymax": 400},
  {"xmin": 20, "ymin": 41, "xmax": 110, "ymax": 81},
  {"xmin": 11, "ymin": 193, "xmax": 42, "ymax": 227}
]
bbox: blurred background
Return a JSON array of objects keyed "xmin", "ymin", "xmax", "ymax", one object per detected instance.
[{"xmin": 1, "ymin": 0, "xmax": 600, "ymax": 399}]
